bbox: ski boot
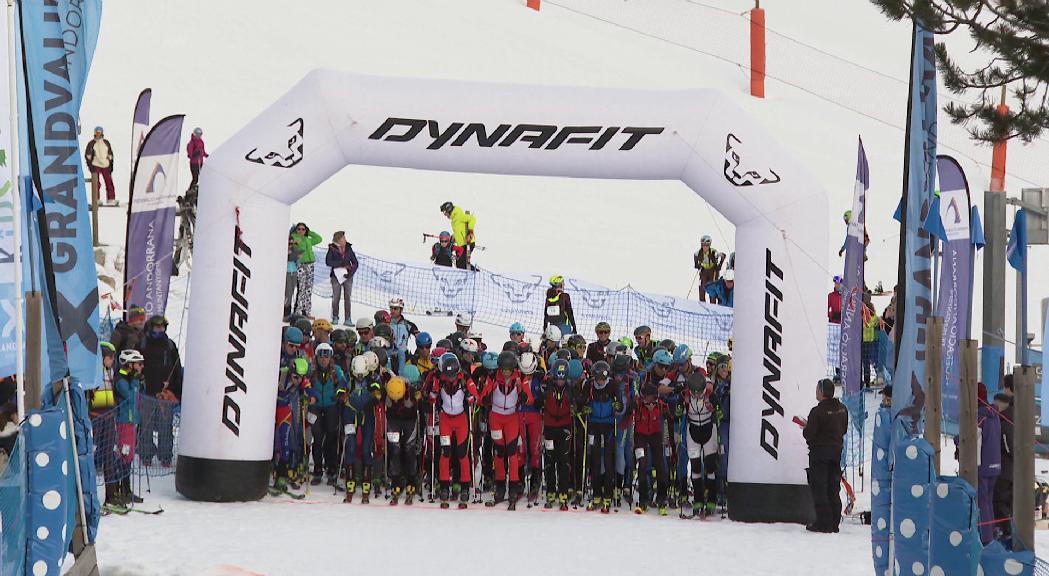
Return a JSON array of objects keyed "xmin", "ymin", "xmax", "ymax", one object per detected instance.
[
  {"xmin": 600, "ymin": 497, "xmax": 611, "ymax": 514},
  {"xmin": 527, "ymin": 470, "xmax": 541, "ymax": 505},
  {"xmin": 361, "ymin": 482, "xmax": 372, "ymax": 504},
  {"xmin": 405, "ymin": 485, "xmax": 416, "ymax": 506},
  {"xmin": 586, "ymin": 497, "xmax": 599, "ymax": 512},
  {"xmin": 544, "ymin": 493, "xmax": 556, "ymax": 510},
  {"xmin": 486, "ymin": 483, "xmax": 506, "ymax": 508},
  {"xmin": 310, "ymin": 473, "xmax": 323, "ymax": 487},
  {"xmin": 658, "ymin": 499, "xmax": 668, "ymax": 516},
  {"xmin": 570, "ymin": 490, "xmax": 583, "ymax": 509},
  {"xmin": 635, "ymin": 503, "xmax": 648, "ymax": 515},
  {"xmin": 559, "ymin": 492, "xmax": 570, "ymax": 511},
  {"xmin": 343, "ymin": 480, "xmax": 356, "ymax": 503},
  {"xmin": 507, "ymin": 483, "xmax": 522, "ymax": 511},
  {"xmin": 439, "ymin": 485, "xmax": 451, "ymax": 509},
  {"xmin": 705, "ymin": 501, "xmax": 717, "ymax": 518},
  {"xmin": 686, "ymin": 502, "xmax": 701, "ymax": 519},
  {"xmin": 613, "ymin": 486, "xmax": 621, "ymax": 509},
  {"xmin": 458, "ymin": 485, "xmax": 470, "ymax": 509},
  {"xmin": 121, "ymin": 479, "xmax": 144, "ymax": 504},
  {"xmin": 390, "ymin": 486, "xmax": 402, "ymax": 506}
]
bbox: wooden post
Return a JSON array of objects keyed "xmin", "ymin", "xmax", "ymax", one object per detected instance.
[
  {"xmin": 959, "ymin": 339, "xmax": 979, "ymax": 488},
  {"xmin": 749, "ymin": 2, "xmax": 766, "ymax": 98},
  {"xmin": 924, "ymin": 316, "xmax": 942, "ymax": 474},
  {"xmin": 23, "ymin": 292, "xmax": 42, "ymax": 413},
  {"xmin": 1013, "ymin": 365, "xmax": 1035, "ymax": 551},
  {"xmin": 526, "ymin": 0, "xmax": 540, "ymax": 10}
]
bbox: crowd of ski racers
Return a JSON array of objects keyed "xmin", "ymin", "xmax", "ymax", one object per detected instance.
[{"xmin": 274, "ymin": 297, "xmax": 734, "ymax": 518}]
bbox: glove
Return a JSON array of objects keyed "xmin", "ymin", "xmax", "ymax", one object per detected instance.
[
  {"xmin": 612, "ymin": 400, "xmax": 622, "ymax": 412},
  {"xmin": 674, "ymin": 404, "xmax": 684, "ymax": 418},
  {"xmin": 372, "ymin": 390, "xmax": 382, "ymax": 400},
  {"xmin": 581, "ymin": 406, "xmax": 592, "ymax": 415},
  {"xmin": 414, "ymin": 390, "xmax": 423, "ymax": 401},
  {"xmin": 157, "ymin": 389, "xmax": 177, "ymax": 402}
]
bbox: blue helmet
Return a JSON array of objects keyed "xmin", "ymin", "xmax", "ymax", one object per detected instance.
[
  {"xmin": 94, "ymin": 125, "xmax": 104, "ymax": 132},
  {"xmin": 400, "ymin": 364, "xmax": 421, "ymax": 385},
  {"xmin": 672, "ymin": 344, "xmax": 693, "ymax": 366},
  {"xmin": 416, "ymin": 332, "xmax": 432, "ymax": 347},
  {"xmin": 509, "ymin": 322, "xmax": 525, "ymax": 334},
  {"xmin": 284, "ymin": 326, "xmax": 304, "ymax": 345},
  {"xmin": 482, "ymin": 351, "xmax": 499, "ymax": 370},
  {"xmin": 567, "ymin": 359, "xmax": 584, "ymax": 381},
  {"xmin": 653, "ymin": 349, "xmax": 673, "ymax": 367}
]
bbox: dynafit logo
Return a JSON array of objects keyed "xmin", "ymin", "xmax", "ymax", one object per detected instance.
[
  {"xmin": 246, "ymin": 118, "xmax": 304, "ymax": 168},
  {"xmin": 723, "ymin": 133, "xmax": 781, "ymax": 187}
]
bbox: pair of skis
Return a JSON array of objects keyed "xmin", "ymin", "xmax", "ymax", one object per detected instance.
[{"xmin": 103, "ymin": 503, "xmax": 164, "ymax": 515}]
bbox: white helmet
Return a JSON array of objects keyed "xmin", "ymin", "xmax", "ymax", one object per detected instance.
[
  {"xmin": 119, "ymin": 349, "xmax": 144, "ymax": 365},
  {"xmin": 351, "ymin": 355, "xmax": 370, "ymax": 377},
  {"xmin": 560, "ymin": 333, "xmax": 573, "ymax": 347},
  {"xmin": 460, "ymin": 339, "xmax": 479, "ymax": 354},
  {"xmin": 529, "ymin": 337, "xmax": 542, "ymax": 353},
  {"xmin": 518, "ymin": 352, "xmax": 538, "ymax": 375},
  {"xmin": 544, "ymin": 325, "xmax": 562, "ymax": 342},
  {"xmin": 389, "ymin": 297, "xmax": 405, "ymax": 309},
  {"xmin": 363, "ymin": 351, "xmax": 380, "ymax": 372},
  {"xmin": 723, "ymin": 269, "xmax": 735, "ymax": 281},
  {"xmin": 356, "ymin": 317, "xmax": 375, "ymax": 330},
  {"xmin": 467, "ymin": 330, "xmax": 483, "ymax": 341},
  {"xmin": 455, "ymin": 312, "xmax": 473, "ymax": 327},
  {"xmin": 315, "ymin": 343, "xmax": 333, "ymax": 356},
  {"xmin": 370, "ymin": 336, "xmax": 390, "ymax": 350}
]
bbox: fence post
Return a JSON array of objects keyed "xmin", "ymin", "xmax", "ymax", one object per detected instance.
[
  {"xmin": 527, "ymin": 0, "xmax": 540, "ymax": 11},
  {"xmin": 1013, "ymin": 365, "xmax": 1035, "ymax": 551},
  {"xmin": 749, "ymin": 1, "xmax": 766, "ymax": 98}
]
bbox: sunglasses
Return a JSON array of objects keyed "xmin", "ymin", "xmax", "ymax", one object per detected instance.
[
  {"xmin": 357, "ymin": 328, "xmax": 372, "ymax": 334},
  {"xmin": 510, "ymin": 331, "xmax": 524, "ymax": 337},
  {"xmin": 290, "ymin": 374, "xmax": 303, "ymax": 380},
  {"xmin": 285, "ymin": 342, "xmax": 300, "ymax": 348},
  {"xmin": 390, "ymin": 306, "xmax": 403, "ymax": 311},
  {"xmin": 317, "ymin": 351, "xmax": 333, "ymax": 359}
]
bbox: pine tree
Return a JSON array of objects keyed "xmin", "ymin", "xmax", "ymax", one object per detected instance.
[{"xmin": 870, "ymin": 0, "xmax": 1049, "ymax": 143}]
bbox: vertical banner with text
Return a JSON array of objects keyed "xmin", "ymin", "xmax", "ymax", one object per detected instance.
[{"xmin": 840, "ymin": 137, "xmax": 868, "ymax": 396}]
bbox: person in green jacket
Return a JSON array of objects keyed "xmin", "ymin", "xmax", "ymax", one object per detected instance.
[
  {"xmin": 290, "ymin": 222, "xmax": 323, "ymax": 318},
  {"xmin": 440, "ymin": 201, "xmax": 477, "ymax": 270}
]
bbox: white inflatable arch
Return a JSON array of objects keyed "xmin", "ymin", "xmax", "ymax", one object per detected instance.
[{"xmin": 175, "ymin": 70, "xmax": 828, "ymax": 523}]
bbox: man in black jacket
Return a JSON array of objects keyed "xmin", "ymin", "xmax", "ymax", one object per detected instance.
[
  {"xmin": 993, "ymin": 383, "xmax": 1014, "ymax": 539},
  {"xmin": 139, "ymin": 315, "xmax": 183, "ymax": 467},
  {"xmin": 110, "ymin": 305, "xmax": 146, "ymax": 358},
  {"xmin": 802, "ymin": 378, "xmax": 848, "ymax": 533}
]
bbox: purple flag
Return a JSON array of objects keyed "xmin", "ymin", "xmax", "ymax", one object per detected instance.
[
  {"xmin": 933, "ymin": 156, "xmax": 971, "ymax": 428},
  {"xmin": 131, "ymin": 89, "xmax": 152, "ymax": 172},
  {"xmin": 125, "ymin": 115, "xmax": 185, "ymax": 317},
  {"xmin": 841, "ymin": 137, "xmax": 868, "ymax": 395}
]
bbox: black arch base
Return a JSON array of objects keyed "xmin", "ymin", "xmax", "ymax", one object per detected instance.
[
  {"xmin": 728, "ymin": 482, "xmax": 815, "ymax": 524},
  {"xmin": 176, "ymin": 455, "xmax": 271, "ymax": 502}
]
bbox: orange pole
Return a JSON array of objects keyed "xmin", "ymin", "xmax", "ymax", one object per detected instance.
[
  {"xmin": 527, "ymin": 0, "xmax": 540, "ymax": 11},
  {"xmin": 990, "ymin": 101, "xmax": 1009, "ymax": 192},
  {"xmin": 750, "ymin": 5, "xmax": 766, "ymax": 98}
]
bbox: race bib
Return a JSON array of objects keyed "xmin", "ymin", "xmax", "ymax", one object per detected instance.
[
  {"xmin": 687, "ymin": 446, "xmax": 702, "ymax": 459},
  {"xmin": 634, "ymin": 448, "xmax": 645, "ymax": 459},
  {"xmin": 440, "ymin": 435, "xmax": 452, "ymax": 447},
  {"xmin": 307, "ymin": 413, "xmax": 318, "ymax": 424},
  {"xmin": 344, "ymin": 424, "xmax": 356, "ymax": 435},
  {"xmin": 588, "ymin": 435, "xmax": 595, "ymax": 446},
  {"xmin": 386, "ymin": 432, "xmax": 401, "ymax": 443},
  {"xmin": 544, "ymin": 439, "xmax": 554, "ymax": 450},
  {"xmin": 664, "ymin": 447, "xmax": 672, "ymax": 457},
  {"xmin": 546, "ymin": 305, "xmax": 560, "ymax": 316},
  {"xmin": 491, "ymin": 429, "xmax": 504, "ymax": 440}
]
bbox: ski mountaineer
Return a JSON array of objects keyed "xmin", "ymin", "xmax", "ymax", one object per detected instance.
[
  {"xmin": 474, "ymin": 350, "xmax": 498, "ymax": 494},
  {"xmin": 409, "ymin": 332, "xmax": 434, "ymax": 376},
  {"xmin": 668, "ymin": 345, "xmax": 697, "ymax": 512},
  {"xmin": 633, "ymin": 325, "xmax": 657, "ymax": 370},
  {"xmin": 428, "ymin": 353, "xmax": 480, "ymax": 509},
  {"xmin": 611, "ymin": 353, "xmax": 638, "ymax": 508},
  {"xmin": 632, "ymin": 381, "xmax": 670, "ymax": 515},
  {"xmin": 581, "ymin": 360, "xmax": 621, "ymax": 513},
  {"xmin": 538, "ymin": 325, "xmax": 561, "ymax": 369},
  {"xmin": 541, "ymin": 359, "xmax": 574, "ymax": 510},
  {"xmin": 330, "ymin": 329, "xmax": 357, "ymax": 376},
  {"xmin": 543, "ymin": 275, "xmax": 577, "ymax": 336},
  {"xmin": 431, "ymin": 231, "xmax": 457, "ymax": 268},
  {"xmin": 681, "ymin": 372, "xmax": 720, "ymax": 518},
  {"xmin": 480, "ymin": 351, "xmax": 535, "ymax": 509},
  {"xmin": 114, "ymin": 349, "xmax": 146, "ymax": 505},
  {"xmin": 354, "ymin": 317, "xmax": 375, "ymax": 354},
  {"xmin": 712, "ymin": 354, "xmax": 732, "ymax": 507},
  {"xmin": 339, "ymin": 354, "xmax": 382, "ymax": 503},
  {"xmin": 384, "ymin": 376, "xmax": 421, "ymax": 505},
  {"xmin": 388, "ymin": 297, "xmax": 419, "ymax": 374},
  {"xmin": 307, "ymin": 343, "xmax": 346, "ymax": 486},
  {"xmin": 693, "ymin": 235, "xmax": 725, "ymax": 304},
  {"xmin": 517, "ymin": 352, "xmax": 544, "ymax": 505},
  {"xmin": 585, "ymin": 322, "xmax": 613, "ymax": 364},
  {"xmin": 273, "ymin": 358, "xmax": 310, "ymax": 496},
  {"xmin": 440, "ymin": 201, "xmax": 477, "ymax": 270}
]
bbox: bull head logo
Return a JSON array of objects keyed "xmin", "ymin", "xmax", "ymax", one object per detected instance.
[
  {"xmin": 723, "ymin": 133, "xmax": 781, "ymax": 187},
  {"xmin": 567, "ymin": 279, "xmax": 609, "ymax": 310},
  {"xmin": 246, "ymin": 118, "xmax": 305, "ymax": 168},
  {"xmin": 367, "ymin": 262, "xmax": 406, "ymax": 284},
  {"xmin": 490, "ymin": 274, "xmax": 543, "ymax": 304},
  {"xmin": 432, "ymin": 267, "xmax": 469, "ymax": 300}
]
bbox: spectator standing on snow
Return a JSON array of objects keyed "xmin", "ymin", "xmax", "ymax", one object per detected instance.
[
  {"xmin": 828, "ymin": 276, "xmax": 843, "ymax": 323},
  {"xmin": 85, "ymin": 126, "xmax": 117, "ymax": 205},
  {"xmin": 977, "ymin": 382, "xmax": 1002, "ymax": 544},
  {"xmin": 543, "ymin": 275, "xmax": 576, "ymax": 336},
  {"xmin": 440, "ymin": 201, "xmax": 477, "ymax": 270},
  {"xmin": 187, "ymin": 127, "xmax": 208, "ymax": 191},
  {"xmin": 325, "ymin": 230, "xmax": 359, "ymax": 326},
  {"xmin": 139, "ymin": 315, "xmax": 183, "ymax": 467},
  {"xmin": 285, "ymin": 235, "xmax": 304, "ymax": 320},
  {"xmin": 693, "ymin": 235, "xmax": 725, "ymax": 303},
  {"xmin": 290, "ymin": 222, "xmax": 322, "ymax": 318},
  {"xmin": 431, "ymin": 231, "xmax": 456, "ymax": 267},
  {"xmin": 802, "ymin": 378, "xmax": 848, "ymax": 533}
]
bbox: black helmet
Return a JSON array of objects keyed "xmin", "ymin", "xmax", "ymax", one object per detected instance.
[
  {"xmin": 440, "ymin": 201, "xmax": 454, "ymax": 214},
  {"xmin": 591, "ymin": 361, "xmax": 611, "ymax": 381},
  {"xmin": 374, "ymin": 323, "xmax": 394, "ymax": 342},
  {"xmin": 612, "ymin": 354, "xmax": 633, "ymax": 374},
  {"xmin": 436, "ymin": 338, "xmax": 455, "ymax": 351},
  {"xmin": 294, "ymin": 318, "xmax": 313, "ymax": 336},
  {"xmin": 373, "ymin": 348, "xmax": 389, "ymax": 369},
  {"xmin": 642, "ymin": 381, "xmax": 658, "ymax": 398},
  {"xmin": 555, "ymin": 349, "xmax": 572, "ymax": 362},
  {"xmin": 688, "ymin": 373, "xmax": 706, "ymax": 394},
  {"xmin": 501, "ymin": 341, "xmax": 517, "ymax": 353},
  {"xmin": 440, "ymin": 354, "xmax": 461, "ymax": 377},
  {"xmin": 567, "ymin": 334, "xmax": 587, "ymax": 349},
  {"xmin": 148, "ymin": 315, "xmax": 169, "ymax": 327},
  {"xmin": 633, "ymin": 325, "xmax": 652, "ymax": 337},
  {"xmin": 658, "ymin": 338, "xmax": 676, "ymax": 352},
  {"xmin": 497, "ymin": 351, "xmax": 518, "ymax": 370},
  {"xmin": 331, "ymin": 329, "xmax": 349, "ymax": 344},
  {"xmin": 550, "ymin": 359, "xmax": 570, "ymax": 380}
]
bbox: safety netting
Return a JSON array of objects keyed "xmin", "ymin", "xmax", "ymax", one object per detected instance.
[{"xmin": 90, "ymin": 395, "xmax": 180, "ymax": 487}]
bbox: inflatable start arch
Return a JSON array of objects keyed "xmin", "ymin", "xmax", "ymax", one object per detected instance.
[{"xmin": 175, "ymin": 71, "xmax": 829, "ymax": 523}]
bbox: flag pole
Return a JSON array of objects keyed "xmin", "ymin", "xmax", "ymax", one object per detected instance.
[{"xmin": 8, "ymin": 0, "xmax": 24, "ymax": 419}]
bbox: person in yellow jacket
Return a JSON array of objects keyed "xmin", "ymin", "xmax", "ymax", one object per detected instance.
[
  {"xmin": 861, "ymin": 301, "xmax": 881, "ymax": 387},
  {"xmin": 440, "ymin": 201, "xmax": 477, "ymax": 270}
]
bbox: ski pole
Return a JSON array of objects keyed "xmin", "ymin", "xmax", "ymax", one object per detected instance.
[
  {"xmin": 685, "ymin": 269, "xmax": 700, "ymax": 301},
  {"xmin": 430, "ymin": 407, "xmax": 437, "ymax": 502}
]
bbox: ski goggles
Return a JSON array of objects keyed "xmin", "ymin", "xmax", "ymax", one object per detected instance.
[{"xmin": 316, "ymin": 349, "xmax": 334, "ymax": 359}]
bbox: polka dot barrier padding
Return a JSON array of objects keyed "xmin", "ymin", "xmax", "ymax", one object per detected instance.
[
  {"xmin": 0, "ymin": 434, "xmax": 28, "ymax": 576},
  {"xmin": 870, "ymin": 406, "xmax": 893, "ymax": 576},
  {"xmin": 980, "ymin": 541, "xmax": 1034, "ymax": 576},
  {"xmin": 62, "ymin": 383, "xmax": 102, "ymax": 542},
  {"xmin": 24, "ymin": 409, "xmax": 73, "ymax": 576},
  {"xmin": 892, "ymin": 437, "xmax": 936, "ymax": 576},
  {"xmin": 929, "ymin": 477, "xmax": 980, "ymax": 576}
]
